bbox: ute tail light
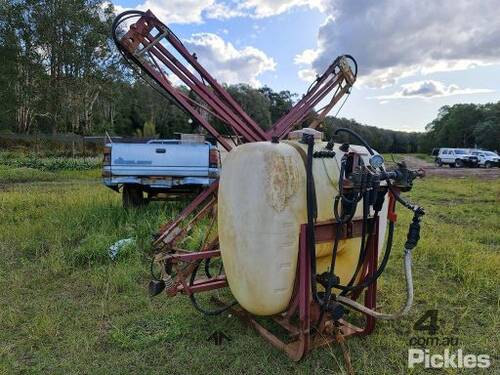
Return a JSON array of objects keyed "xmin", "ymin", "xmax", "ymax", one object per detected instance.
[
  {"xmin": 103, "ymin": 146, "xmax": 111, "ymax": 166},
  {"xmin": 209, "ymin": 148, "xmax": 220, "ymax": 169}
]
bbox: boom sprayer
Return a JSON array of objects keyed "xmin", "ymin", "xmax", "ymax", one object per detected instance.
[{"xmin": 113, "ymin": 10, "xmax": 425, "ymax": 360}]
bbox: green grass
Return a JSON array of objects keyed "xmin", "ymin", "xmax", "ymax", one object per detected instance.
[
  {"xmin": 412, "ymin": 153, "xmax": 435, "ymax": 163},
  {"xmin": 0, "ymin": 166, "xmax": 101, "ymax": 184},
  {"xmin": 382, "ymin": 153, "xmax": 434, "ymax": 164},
  {"xmin": 0, "ymin": 151, "xmax": 101, "ymax": 172},
  {"xmin": 0, "ymin": 169, "xmax": 498, "ymax": 374}
]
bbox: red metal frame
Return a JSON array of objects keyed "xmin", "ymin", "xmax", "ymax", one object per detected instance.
[
  {"xmin": 217, "ymin": 217, "xmax": 379, "ymax": 361},
  {"xmin": 110, "ymin": 9, "xmax": 384, "ymax": 360},
  {"xmin": 154, "ymin": 214, "xmax": 382, "ymax": 361},
  {"xmin": 114, "ymin": 10, "xmax": 356, "ymax": 150}
]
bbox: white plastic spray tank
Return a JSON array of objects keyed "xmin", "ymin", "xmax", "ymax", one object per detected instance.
[{"xmin": 218, "ymin": 129, "xmax": 388, "ymax": 316}]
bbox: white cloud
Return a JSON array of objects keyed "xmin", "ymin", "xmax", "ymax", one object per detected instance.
[
  {"xmin": 297, "ymin": 68, "xmax": 317, "ymax": 82},
  {"xmin": 183, "ymin": 33, "xmax": 276, "ymax": 86},
  {"xmin": 301, "ymin": 0, "xmax": 500, "ymax": 87},
  {"xmin": 111, "ymin": 0, "xmax": 215, "ymax": 24},
  {"xmin": 239, "ymin": 0, "xmax": 325, "ymax": 18},
  {"xmin": 111, "ymin": 0, "xmax": 326, "ymax": 24},
  {"xmin": 374, "ymin": 80, "xmax": 494, "ymax": 100},
  {"xmin": 294, "ymin": 48, "xmax": 319, "ymax": 66},
  {"xmin": 205, "ymin": 3, "xmax": 246, "ymax": 20}
]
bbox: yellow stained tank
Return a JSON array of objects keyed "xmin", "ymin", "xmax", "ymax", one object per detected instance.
[{"xmin": 218, "ymin": 139, "xmax": 388, "ymax": 316}]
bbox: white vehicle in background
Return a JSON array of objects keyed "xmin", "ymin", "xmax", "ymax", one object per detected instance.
[
  {"xmin": 102, "ymin": 134, "xmax": 220, "ymax": 208},
  {"xmin": 435, "ymin": 148, "xmax": 479, "ymax": 168},
  {"xmin": 469, "ymin": 149, "xmax": 500, "ymax": 168}
]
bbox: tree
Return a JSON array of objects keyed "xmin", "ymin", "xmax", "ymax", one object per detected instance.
[
  {"xmin": 226, "ymin": 84, "xmax": 272, "ymax": 129},
  {"xmin": 473, "ymin": 121, "xmax": 500, "ymax": 151},
  {"xmin": 0, "ymin": 0, "xmax": 118, "ymax": 134},
  {"xmin": 135, "ymin": 121, "xmax": 158, "ymax": 138},
  {"xmin": 259, "ymin": 86, "xmax": 295, "ymax": 123},
  {"xmin": 423, "ymin": 103, "xmax": 499, "ymax": 152}
]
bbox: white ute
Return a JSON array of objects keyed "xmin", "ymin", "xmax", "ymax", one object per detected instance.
[
  {"xmin": 469, "ymin": 149, "xmax": 500, "ymax": 168},
  {"xmin": 102, "ymin": 135, "xmax": 220, "ymax": 207},
  {"xmin": 435, "ymin": 148, "xmax": 479, "ymax": 168}
]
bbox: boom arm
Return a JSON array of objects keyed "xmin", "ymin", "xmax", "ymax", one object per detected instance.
[{"xmin": 112, "ymin": 10, "xmax": 357, "ymax": 147}]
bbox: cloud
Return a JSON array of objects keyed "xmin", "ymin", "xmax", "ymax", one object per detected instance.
[
  {"xmin": 297, "ymin": 68, "xmax": 317, "ymax": 82},
  {"xmin": 110, "ymin": 0, "xmax": 215, "ymax": 24},
  {"xmin": 239, "ymin": 0, "xmax": 325, "ymax": 18},
  {"xmin": 205, "ymin": 3, "xmax": 246, "ymax": 20},
  {"xmin": 183, "ymin": 33, "xmax": 276, "ymax": 86},
  {"xmin": 294, "ymin": 48, "xmax": 319, "ymax": 65},
  {"xmin": 373, "ymin": 80, "xmax": 494, "ymax": 100},
  {"xmin": 300, "ymin": 0, "xmax": 500, "ymax": 87},
  {"xmin": 111, "ymin": 0, "xmax": 325, "ymax": 24},
  {"xmin": 141, "ymin": 0, "xmax": 219, "ymax": 24},
  {"xmin": 294, "ymin": 48, "xmax": 321, "ymax": 82}
]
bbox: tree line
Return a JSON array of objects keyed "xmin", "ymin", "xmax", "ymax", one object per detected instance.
[
  {"xmin": 321, "ymin": 102, "xmax": 500, "ymax": 153},
  {"xmin": 1, "ymin": 0, "xmax": 498, "ymax": 153}
]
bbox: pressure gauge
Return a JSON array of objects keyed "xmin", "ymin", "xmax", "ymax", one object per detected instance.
[{"xmin": 369, "ymin": 154, "xmax": 384, "ymax": 169}]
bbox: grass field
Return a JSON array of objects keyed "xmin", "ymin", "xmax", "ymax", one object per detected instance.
[{"xmin": 0, "ymin": 165, "xmax": 498, "ymax": 374}]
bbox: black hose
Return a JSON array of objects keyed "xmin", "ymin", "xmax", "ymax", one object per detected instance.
[
  {"xmin": 305, "ymin": 134, "xmax": 320, "ymax": 303},
  {"xmin": 336, "ymin": 194, "xmax": 371, "ymax": 293},
  {"xmin": 343, "ymin": 55, "xmax": 358, "ymax": 77},
  {"xmin": 188, "ymin": 260, "xmax": 237, "ymax": 316},
  {"xmin": 318, "ymin": 126, "xmax": 394, "ymax": 305},
  {"xmin": 336, "ymin": 220, "xmax": 395, "ymax": 293},
  {"xmin": 333, "ymin": 128, "xmax": 374, "ymax": 155},
  {"xmin": 320, "ymin": 222, "xmax": 342, "ymax": 313}
]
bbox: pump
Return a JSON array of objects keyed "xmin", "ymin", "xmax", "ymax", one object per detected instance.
[{"xmin": 113, "ymin": 10, "xmax": 425, "ymax": 360}]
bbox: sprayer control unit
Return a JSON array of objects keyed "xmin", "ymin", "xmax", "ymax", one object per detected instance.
[{"xmin": 297, "ymin": 130, "xmax": 425, "ymax": 324}]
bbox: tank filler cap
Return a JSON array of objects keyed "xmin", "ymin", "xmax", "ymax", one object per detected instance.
[{"xmin": 288, "ymin": 127, "xmax": 323, "ymax": 142}]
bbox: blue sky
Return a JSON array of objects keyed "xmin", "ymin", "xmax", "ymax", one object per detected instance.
[{"xmin": 113, "ymin": 0, "xmax": 500, "ymax": 132}]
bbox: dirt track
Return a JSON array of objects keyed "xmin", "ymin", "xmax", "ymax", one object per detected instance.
[{"xmin": 393, "ymin": 156, "xmax": 500, "ymax": 179}]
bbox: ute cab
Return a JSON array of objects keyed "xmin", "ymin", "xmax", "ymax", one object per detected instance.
[
  {"xmin": 435, "ymin": 148, "xmax": 479, "ymax": 168},
  {"xmin": 469, "ymin": 149, "xmax": 500, "ymax": 168}
]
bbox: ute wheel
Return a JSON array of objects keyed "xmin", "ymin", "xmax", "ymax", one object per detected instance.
[
  {"xmin": 485, "ymin": 161, "xmax": 492, "ymax": 168},
  {"xmin": 122, "ymin": 185, "xmax": 144, "ymax": 208},
  {"xmin": 455, "ymin": 159, "xmax": 464, "ymax": 168},
  {"xmin": 436, "ymin": 158, "xmax": 443, "ymax": 167}
]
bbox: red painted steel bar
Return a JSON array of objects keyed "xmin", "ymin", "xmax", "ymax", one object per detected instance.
[
  {"xmin": 114, "ymin": 10, "xmax": 355, "ymax": 148},
  {"xmin": 179, "ymin": 276, "xmax": 228, "ymax": 295},
  {"xmin": 114, "ymin": 10, "xmax": 267, "ymax": 146},
  {"xmin": 147, "ymin": 41, "xmax": 262, "ymax": 143},
  {"xmin": 165, "ymin": 31, "xmax": 269, "ymax": 141},
  {"xmin": 153, "ymin": 180, "xmax": 218, "ymax": 248},
  {"xmin": 169, "ymin": 250, "xmax": 221, "ymax": 263},
  {"xmin": 269, "ymin": 57, "xmax": 356, "ymax": 139},
  {"xmin": 270, "ymin": 73, "xmax": 342, "ymax": 137},
  {"xmin": 359, "ymin": 219, "xmax": 379, "ymax": 335},
  {"xmin": 140, "ymin": 37, "xmax": 263, "ymax": 143}
]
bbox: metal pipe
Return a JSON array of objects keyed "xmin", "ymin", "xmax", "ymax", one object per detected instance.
[{"xmin": 337, "ymin": 247, "xmax": 414, "ymax": 320}]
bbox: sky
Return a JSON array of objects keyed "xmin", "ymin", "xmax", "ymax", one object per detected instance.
[{"xmin": 112, "ymin": 0, "xmax": 500, "ymax": 132}]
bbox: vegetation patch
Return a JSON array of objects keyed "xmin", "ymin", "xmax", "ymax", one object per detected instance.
[
  {"xmin": 0, "ymin": 169, "xmax": 498, "ymax": 374},
  {"xmin": 0, "ymin": 152, "xmax": 101, "ymax": 172}
]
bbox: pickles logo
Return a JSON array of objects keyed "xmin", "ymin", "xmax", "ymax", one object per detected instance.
[
  {"xmin": 408, "ymin": 349, "xmax": 491, "ymax": 369},
  {"xmin": 407, "ymin": 310, "xmax": 491, "ymax": 369}
]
